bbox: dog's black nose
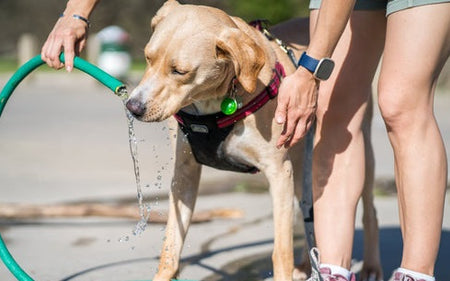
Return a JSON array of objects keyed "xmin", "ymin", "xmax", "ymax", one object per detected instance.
[{"xmin": 126, "ymin": 99, "xmax": 146, "ymax": 117}]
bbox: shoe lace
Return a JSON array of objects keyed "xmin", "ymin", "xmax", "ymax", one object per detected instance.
[
  {"xmin": 306, "ymin": 247, "xmax": 324, "ymax": 281},
  {"xmin": 306, "ymin": 248, "xmax": 354, "ymax": 281}
]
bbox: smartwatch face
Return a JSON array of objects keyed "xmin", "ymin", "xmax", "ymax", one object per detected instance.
[{"xmin": 315, "ymin": 58, "xmax": 335, "ymax": 80}]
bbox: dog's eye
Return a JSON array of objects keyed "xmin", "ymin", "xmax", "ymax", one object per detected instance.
[{"xmin": 171, "ymin": 68, "xmax": 188, "ymax": 75}]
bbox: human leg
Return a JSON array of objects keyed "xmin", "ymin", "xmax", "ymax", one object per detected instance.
[
  {"xmin": 310, "ymin": 7, "xmax": 386, "ymax": 273},
  {"xmin": 378, "ymin": 2, "xmax": 450, "ymax": 276}
]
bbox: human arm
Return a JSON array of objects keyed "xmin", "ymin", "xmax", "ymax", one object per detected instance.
[
  {"xmin": 41, "ymin": 0, "xmax": 100, "ymax": 71},
  {"xmin": 275, "ymin": 0, "xmax": 356, "ymax": 148}
]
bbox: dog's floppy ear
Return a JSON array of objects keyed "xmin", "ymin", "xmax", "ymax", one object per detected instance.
[
  {"xmin": 216, "ymin": 28, "xmax": 265, "ymax": 94},
  {"xmin": 151, "ymin": 0, "xmax": 179, "ymax": 31}
]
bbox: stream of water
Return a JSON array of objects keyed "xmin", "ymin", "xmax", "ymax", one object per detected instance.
[{"xmin": 119, "ymin": 89, "xmax": 150, "ymax": 237}]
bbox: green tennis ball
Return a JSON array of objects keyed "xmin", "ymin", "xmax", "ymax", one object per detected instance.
[{"xmin": 221, "ymin": 97, "xmax": 238, "ymax": 115}]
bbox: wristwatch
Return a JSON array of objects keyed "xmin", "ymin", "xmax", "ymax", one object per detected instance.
[{"xmin": 298, "ymin": 51, "xmax": 335, "ymax": 81}]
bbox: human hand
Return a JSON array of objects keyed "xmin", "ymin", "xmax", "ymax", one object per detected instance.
[
  {"xmin": 275, "ymin": 67, "xmax": 319, "ymax": 148},
  {"xmin": 41, "ymin": 15, "xmax": 89, "ymax": 72}
]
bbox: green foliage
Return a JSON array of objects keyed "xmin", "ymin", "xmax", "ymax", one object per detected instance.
[{"xmin": 225, "ymin": 0, "xmax": 309, "ymax": 24}]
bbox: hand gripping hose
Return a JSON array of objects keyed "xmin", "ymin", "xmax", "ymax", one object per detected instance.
[{"xmin": 0, "ymin": 53, "xmax": 127, "ymax": 281}]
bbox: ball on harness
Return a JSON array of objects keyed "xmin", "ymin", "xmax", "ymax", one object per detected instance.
[{"xmin": 221, "ymin": 97, "xmax": 238, "ymax": 115}]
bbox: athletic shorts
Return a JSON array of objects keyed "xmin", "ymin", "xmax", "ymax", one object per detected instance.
[{"xmin": 309, "ymin": 0, "xmax": 450, "ymax": 15}]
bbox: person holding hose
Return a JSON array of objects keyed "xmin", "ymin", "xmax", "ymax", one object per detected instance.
[
  {"xmin": 41, "ymin": 0, "xmax": 99, "ymax": 72},
  {"xmin": 275, "ymin": 0, "xmax": 449, "ymax": 280},
  {"xmin": 41, "ymin": 0, "xmax": 449, "ymax": 280}
]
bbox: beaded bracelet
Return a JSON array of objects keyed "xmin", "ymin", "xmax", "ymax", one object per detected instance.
[{"xmin": 60, "ymin": 13, "xmax": 91, "ymax": 28}]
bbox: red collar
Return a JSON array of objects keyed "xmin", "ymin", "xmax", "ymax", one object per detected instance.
[
  {"xmin": 174, "ymin": 61, "xmax": 285, "ymax": 129},
  {"xmin": 216, "ymin": 61, "xmax": 285, "ymax": 128}
]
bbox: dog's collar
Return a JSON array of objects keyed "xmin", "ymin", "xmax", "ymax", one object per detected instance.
[
  {"xmin": 174, "ymin": 61, "xmax": 285, "ymax": 128},
  {"xmin": 216, "ymin": 61, "xmax": 285, "ymax": 127}
]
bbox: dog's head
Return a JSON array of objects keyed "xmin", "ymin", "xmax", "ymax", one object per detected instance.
[{"xmin": 126, "ymin": 0, "xmax": 265, "ymax": 122}]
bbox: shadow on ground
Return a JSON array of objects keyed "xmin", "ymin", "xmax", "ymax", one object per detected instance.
[
  {"xmin": 353, "ymin": 227, "xmax": 450, "ymax": 280},
  {"xmin": 58, "ymin": 227, "xmax": 450, "ymax": 281},
  {"xmin": 202, "ymin": 227, "xmax": 450, "ymax": 281}
]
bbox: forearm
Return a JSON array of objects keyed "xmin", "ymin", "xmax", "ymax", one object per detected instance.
[
  {"xmin": 307, "ymin": 0, "xmax": 355, "ymax": 58},
  {"xmin": 63, "ymin": 0, "xmax": 100, "ymax": 18}
]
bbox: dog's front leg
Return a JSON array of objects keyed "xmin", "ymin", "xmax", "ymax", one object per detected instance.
[
  {"xmin": 266, "ymin": 157, "xmax": 295, "ymax": 281},
  {"xmin": 154, "ymin": 127, "xmax": 202, "ymax": 281}
]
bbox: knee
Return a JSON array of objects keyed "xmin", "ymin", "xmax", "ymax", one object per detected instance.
[
  {"xmin": 377, "ymin": 63, "xmax": 438, "ymax": 131},
  {"xmin": 377, "ymin": 90, "xmax": 403, "ymax": 131},
  {"xmin": 377, "ymin": 80, "xmax": 429, "ymax": 132}
]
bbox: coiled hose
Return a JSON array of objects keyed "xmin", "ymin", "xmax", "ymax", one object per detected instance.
[
  {"xmin": 0, "ymin": 53, "xmax": 126, "ymax": 281},
  {"xmin": 0, "ymin": 54, "xmax": 193, "ymax": 281}
]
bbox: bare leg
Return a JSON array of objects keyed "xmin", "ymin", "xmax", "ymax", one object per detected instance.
[
  {"xmin": 378, "ymin": 3, "xmax": 450, "ymax": 275},
  {"xmin": 310, "ymin": 10, "xmax": 386, "ymax": 269}
]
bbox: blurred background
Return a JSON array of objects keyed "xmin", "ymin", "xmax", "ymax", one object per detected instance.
[{"xmin": 0, "ymin": 0, "xmax": 309, "ymax": 71}]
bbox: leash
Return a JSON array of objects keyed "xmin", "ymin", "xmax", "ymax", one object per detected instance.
[
  {"xmin": 301, "ymin": 122, "xmax": 322, "ymax": 281},
  {"xmin": 249, "ymin": 19, "xmax": 298, "ymax": 67},
  {"xmin": 250, "ymin": 19, "xmax": 322, "ymax": 281}
]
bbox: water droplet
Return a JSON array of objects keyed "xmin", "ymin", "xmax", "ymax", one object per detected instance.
[{"xmin": 119, "ymin": 236, "xmax": 129, "ymax": 242}]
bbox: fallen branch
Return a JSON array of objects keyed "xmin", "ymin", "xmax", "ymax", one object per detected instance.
[{"xmin": 0, "ymin": 203, "xmax": 243, "ymax": 223}]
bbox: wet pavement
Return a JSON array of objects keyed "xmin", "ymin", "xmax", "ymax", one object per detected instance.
[{"xmin": 0, "ymin": 72, "xmax": 449, "ymax": 281}]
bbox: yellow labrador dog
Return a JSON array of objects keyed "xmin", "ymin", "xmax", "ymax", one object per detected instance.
[{"xmin": 126, "ymin": 1, "xmax": 382, "ymax": 280}]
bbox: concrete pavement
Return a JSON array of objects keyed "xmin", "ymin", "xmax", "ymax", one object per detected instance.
[{"xmin": 0, "ymin": 72, "xmax": 449, "ymax": 281}]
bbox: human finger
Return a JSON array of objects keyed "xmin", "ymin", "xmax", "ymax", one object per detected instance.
[
  {"xmin": 286, "ymin": 113, "xmax": 315, "ymax": 148},
  {"xmin": 274, "ymin": 93, "xmax": 288, "ymax": 125},
  {"xmin": 63, "ymin": 36, "xmax": 76, "ymax": 72},
  {"xmin": 276, "ymin": 108, "xmax": 299, "ymax": 149},
  {"xmin": 47, "ymin": 42, "xmax": 64, "ymax": 70}
]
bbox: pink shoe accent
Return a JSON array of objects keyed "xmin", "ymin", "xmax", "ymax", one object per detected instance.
[
  {"xmin": 392, "ymin": 271, "xmax": 427, "ymax": 281},
  {"xmin": 319, "ymin": 267, "xmax": 356, "ymax": 281}
]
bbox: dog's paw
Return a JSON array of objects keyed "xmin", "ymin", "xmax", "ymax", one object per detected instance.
[
  {"xmin": 293, "ymin": 260, "xmax": 310, "ymax": 281},
  {"xmin": 292, "ymin": 268, "xmax": 308, "ymax": 281},
  {"xmin": 359, "ymin": 264, "xmax": 383, "ymax": 281}
]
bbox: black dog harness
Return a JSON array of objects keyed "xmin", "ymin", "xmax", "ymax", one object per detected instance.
[{"xmin": 174, "ymin": 62, "xmax": 285, "ymax": 173}]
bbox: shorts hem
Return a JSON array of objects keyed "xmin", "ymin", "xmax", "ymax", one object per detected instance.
[
  {"xmin": 309, "ymin": 0, "xmax": 386, "ymax": 10},
  {"xmin": 387, "ymin": 0, "xmax": 450, "ymax": 15}
]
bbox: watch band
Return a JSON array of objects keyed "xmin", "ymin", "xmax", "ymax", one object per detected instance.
[{"xmin": 298, "ymin": 52, "xmax": 319, "ymax": 74}]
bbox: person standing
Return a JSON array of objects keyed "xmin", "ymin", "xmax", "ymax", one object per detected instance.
[{"xmin": 275, "ymin": 0, "xmax": 449, "ymax": 280}]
